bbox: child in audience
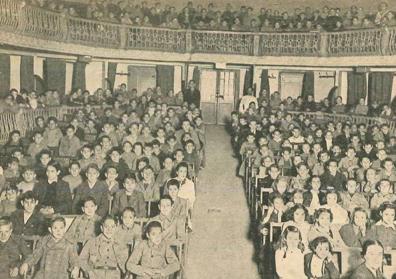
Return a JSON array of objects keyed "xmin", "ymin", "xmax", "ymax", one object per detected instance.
[
  {"xmin": 17, "ymin": 167, "xmax": 37, "ymax": 193},
  {"xmin": 166, "ymin": 178, "xmax": 188, "ymax": 219},
  {"xmin": 304, "ymin": 236, "xmax": 340, "ymax": 279},
  {"xmin": 66, "ymin": 196, "xmax": 101, "ymax": 245},
  {"xmin": 322, "ymin": 191, "xmax": 349, "ymax": 228},
  {"xmin": 275, "ymin": 226, "xmax": 306, "ymax": 279},
  {"xmin": 339, "ymin": 207, "xmax": 370, "ymax": 247},
  {"xmin": 366, "ymin": 202, "xmax": 396, "ymax": 250},
  {"xmin": 58, "ymin": 125, "xmax": 81, "ymax": 157},
  {"xmin": 121, "ymin": 141, "xmax": 135, "ymax": 170},
  {"xmin": 79, "ymin": 215, "xmax": 129, "ymax": 279},
  {"xmin": 175, "ymin": 162, "xmax": 196, "ymax": 209},
  {"xmin": 307, "ymin": 208, "xmax": 343, "ymax": 248},
  {"xmin": 62, "ymin": 161, "xmax": 83, "ymax": 196},
  {"xmin": 303, "ymin": 176, "xmax": 324, "ymax": 215},
  {"xmin": 79, "ymin": 144, "xmax": 95, "ymax": 172},
  {"xmin": 0, "ymin": 216, "xmax": 30, "ymax": 279},
  {"xmin": 34, "ymin": 149, "xmax": 52, "ymax": 180},
  {"xmin": 20, "ymin": 216, "xmax": 80, "ymax": 279},
  {"xmin": 103, "ymin": 147, "xmax": 129, "ymax": 183},
  {"xmin": 10, "ymin": 191, "xmax": 46, "ymax": 237},
  {"xmin": 43, "ymin": 117, "xmax": 63, "ymax": 150},
  {"xmin": 3, "ymin": 157, "xmax": 20, "ymax": 182},
  {"xmin": 112, "ymin": 173, "xmax": 146, "ymax": 218},
  {"xmin": 349, "ymin": 240, "xmax": 385, "ymax": 279},
  {"xmin": 114, "ymin": 207, "xmax": 142, "ymax": 249},
  {"xmin": 73, "ymin": 163, "xmax": 109, "ymax": 217},
  {"xmin": 282, "ymin": 204, "xmax": 310, "ymax": 248},
  {"xmin": 156, "ymin": 156, "xmax": 174, "ymax": 194},
  {"xmin": 11, "ymin": 148, "xmax": 28, "ymax": 168},
  {"xmin": 27, "ymin": 131, "xmax": 46, "ymax": 160},
  {"xmin": 184, "ymin": 139, "xmax": 200, "ymax": 177},
  {"xmin": 103, "ymin": 165, "xmax": 120, "ymax": 199},
  {"xmin": 0, "ymin": 185, "xmax": 19, "ymax": 216},
  {"xmin": 340, "ymin": 179, "xmax": 369, "ymax": 213},
  {"xmin": 143, "ymin": 142, "xmax": 161, "ymax": 175},
  {"xmin": 370, "ymin": 179, "xmax": 396, "ymax": 209},
  {"xmin": 355, "ymin": 156, "xmax": 372, "ymax": 183},
  {"xmin": 127, "ymin": 221, "xmax": 180, "ymax": 278}
]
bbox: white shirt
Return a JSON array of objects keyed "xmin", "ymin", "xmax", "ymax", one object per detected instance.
[
  {"xmin": 178, "ymin": 178, "xmax": 195, "ymax": 209},
  {"xmin": 275, "ymin": 247, "xmax": 306, "ymax": 279}
]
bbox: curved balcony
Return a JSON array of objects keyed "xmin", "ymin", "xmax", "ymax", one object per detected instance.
[{"xmin": 1, "ymin": 0, "xmax": 396, "ymax": 61}]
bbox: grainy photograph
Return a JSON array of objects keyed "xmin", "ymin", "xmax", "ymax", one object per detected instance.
[{"xmin": 0, "ymin": 0, "xmax": 396, "ymax": 278}]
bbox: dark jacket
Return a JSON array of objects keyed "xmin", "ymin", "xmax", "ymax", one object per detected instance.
[
  {"xmin": 304, "ymin": 252, "xmax": 340, "ymax": 279},
  {"xmin": 10, "ymin": 209, "xmax": 47, "ymax": 236},
  {"xmin": 111, "ymin": 189, "xmax": 147, "ymax": 218},
  {"xmin": 349, "ymin": 263, "xmax": 385, "ymax": 279},
  {"xmin": 0, "ymin": 234, "xmax": 31, "ymax": 279},
  {"xmin": 183, "ymin": 88, "xmax": 201, "ymax": 108},
  {"xmin": 33, "ymin": 180, "xmax": 72, "ymax": 214},
  {"xmin": 73, "ymin": 180, "xmax": 109, "ymax": 217}
]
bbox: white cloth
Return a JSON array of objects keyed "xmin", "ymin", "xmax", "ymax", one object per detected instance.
[
  {"xmin": 178, "ymin": 178, "xmax": 196, "ymax": 209},
  {"xmin": 238, "ymin": 96, "xmax": 258, "ymax": 113},
  {"xmin": 275, "ymin": 247, "xmax": 307, "ymax": 279}
]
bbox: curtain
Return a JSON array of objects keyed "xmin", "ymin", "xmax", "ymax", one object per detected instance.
[
  {"xmin": 368, "ymin": 72, "xmax": 393, "ymax": 105},
  {"xmin": 72, "ymin": 61, "xmax": 86, "ymax": 91},
  {"xmin": 301, "ymin": 71, "xmax": 314, "ymax": 100},
  {"xmin": 44, "ymin": 58, "xmax": 66, "ymax": 94},
  {"xmin": 0, "ymin": 53, "xmax": 10, "ymax": 98},
  {"xmin": 156, "ymin": 65, "xmax": 174, "ymax": 94},
  {"xmin": 243, "ymin": 66, "xmax": 253, "ymax": 96},
  {"xmin": 260, "ymin": 69, "xmax": 270, "ymax": 97},
  {"xmin": 20, "ymin": 55, "xmax": 34, "ymax": 92},
  {"xmin": 107, "ymin": 62, "xmax": 117, "ymax": 92},
  {"xmin": 234, "ymin": 70, "xmax": 240, "ymax": 110},
  {"xmin": 347, "ymin": 72, "xmax": 366, "ymax": 105}
]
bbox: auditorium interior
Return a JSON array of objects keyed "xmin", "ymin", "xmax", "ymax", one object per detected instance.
[{"xmin": 1, "ymin": 0, "xmax": 396, "ymax": 279}]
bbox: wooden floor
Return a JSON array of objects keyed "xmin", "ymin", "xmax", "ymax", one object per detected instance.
[{"xmin": 185, "ymin": 125, "xmax": 260, "ymax": 279}]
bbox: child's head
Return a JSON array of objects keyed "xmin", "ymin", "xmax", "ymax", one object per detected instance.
[
  {"xmin": 104, "ymin": 166, "xmax": 118, "ymax": 182},
  {"xmin": 281, "ymin": 225, "xmax": 302, "ymax": 250},
  {"xmin": 33, "ymin": 131, "xmax": 43, "ymax": 143},
  {"xmin": 49, "ymin": 216, "xmax": 66, "ymax": 240},
  {"xmin": 271, "ymin": 195, "xmax": 284, "ymax": 211},
  {"xmin": 174, "ymin": 149, "xmax": 184, "ymax": 163},
  {"xmin": 143, "ymin": 143, "xmax": 153, "ymax": 156},
  {"xmin": 290, "ymin": 204, "xmax": 308, "ymax": 224},
  {"xmin": 7, "ymin": 157, "xmax": 19, "ymax": 171},
  {"xmin": 292, "ymin": 190, "xmax": 304, "ymax": 205},
  {"xmin": 65, "ymin": 125, "xmax": 76, "ymax": 138},
  {"xmin": 310, "ymin": 176, "xmax": 321, "ymax": 191},
  {"xmin": 361, "ymin": 240, "xmax": 384, "ymax": 271},
  {"xmin": 109, "ymin": 147, "xmax": 121, "ymax": 163},
  {"xmin": 46, "ymin": 162, "xmax": 61, "ymax": 180},
  {"xmin": 246, "ymin": 133, "xmax": 255, "ymax": 143},
  {"xmin": 360, "ymin": 157, "xmax": 371, "ymax": 169},
  {"xmin": 122, "ymin": 141, "xmax": 133, "ymax": 153},
  {"xmin": 346, "ymin": 147, "xmax": 356, "ymax": 158},
  {"xmin": 145, "ymin": 220, "xmax": 163, "ymax": 245},
  {"xmin": 282, "ymin": 147, "xmax": 291, "ymax": 159},
  {"xmin": 377, "ymin": 179, "xmax": 391, "ymax": 194},
  {"xmin": 82, "ymin": 196, "xmax": 97, "ymax": 217},
  {"xmin": 325, "ymin": 190, "xmax": 340, "ymax": 206},
  {"xmin": 310, "ymin": 236, "xmax": 332, "ymax": 259},
  {"xmin": 22, "ymin": 167, "xmax": 36, "ymax": 183},
  {"xmin": 275, "ymin": 177, "xmax": 288, "ymax": 194},
  {"xmin": 379, "ymin": 202, "xmax": 395, "ymax": 225},
  {"xmin": 142, "ymin": 166, "xmax": 154, "ymax": 181},
  {"xmin": 20, "ymin": 191, "xmax": 38, "ymax": 214},
  {"xmin": 163, "ymin": 157, "xmax": 174, "ymax": 170},
  {"xmin": 133, "ymin": 142, "xmax": 143, "ymax": 155},
  {"xmin": 4, "ymin": 185, "xmax": 18, "ymax": 201},
  {"xmin": 68, "ymin": 161, "xmax": 81, "ymax": 177},
  {"xmin": 100, "ymin": 216, "xmax": 117, "ymax": 239},
  {"xmin": 382, "ymin": 158, "xmax": 394, "ymax": 171},
  {"xmin": 327, "ymin": 160, "xmax": 338, "ymax": 174},
  {"xmin": 0, "ymin": 217, "xmax": 13, "ymax": 243},
  {"xmin": 121, "ymin": 207, "xmax": 136, "ymax": 228},
  {"xmin": 158, "ymin": 195, "xmax": 173, "ymax": 216},
  {"xmin": 166, "ymin": 179, "xmax": 180, "ymax": 200},
  {"xmin": 86, "ymin": 164, "xmax": 100, "ymax": 182},
  {"xmin": 123, "ymin": 174, "xmax": 137, "ymax": 193},
  {"xmin": 39, "ymin": 150, "xmax": 52, "ymax": 166},
  {"xmin": 81, "ymin": 144, "xmax": 93, "ymax": 159},
  {"xmin": 176, "ymin": 162, "xmax": 188, "ymax": 180},
  {"xmin": 185, "ymin": 140, "xmax": 195, "ymax": 153},
  {"xmin": 314, "ymin": 208, "xmax": 333, "ymax": 227},
  {"xmin": 268, "ymin": 164, "xmax": 280, "ymax": 179},
  {"xmin": 351, "ymin": 207, "xmax": 368, "ymax": 228}
]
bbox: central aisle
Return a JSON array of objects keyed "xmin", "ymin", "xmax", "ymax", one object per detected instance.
[{"xmin": 185, "ymin": 125, "xmax": 260, "ymax": 279}]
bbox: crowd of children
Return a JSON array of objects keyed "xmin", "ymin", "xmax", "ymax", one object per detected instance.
[
  {"xmin": 231, "ymin": 100, "xmax": 396, "ymax": 279},
  {"xmin": 0, "ymin": 84, "xmax": 204, "ymax": 279}
]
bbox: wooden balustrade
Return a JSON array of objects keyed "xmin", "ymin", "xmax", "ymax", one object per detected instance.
[
  {"xmin": 259, "ymin": 32, "xmax": 320, "ymax": 56},
  {"xmin": 127, "ymin": 26, "xmax": 187, "ymax": 52},
  {"xmin": 327, "ymin": 28, "xmax": 384, "ymax": 56},
  {"xmin": 1, "ymin": 0, "xmax": 396, "ymax": 57},
  {"xmin": 191, "ymin": 30, "xmax": 255, "ymax": 55}
]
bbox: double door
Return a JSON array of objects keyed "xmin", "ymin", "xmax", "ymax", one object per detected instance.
[{"xmin": 200, "ymin": 69, "xmax": 237, "ymax": 125}]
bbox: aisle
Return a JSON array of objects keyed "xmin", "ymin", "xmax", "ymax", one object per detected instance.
[{"xmin": 184, "ymin": 125, "xmax": 260, "ymax": 279}]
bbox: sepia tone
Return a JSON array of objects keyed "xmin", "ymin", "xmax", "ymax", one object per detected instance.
[{"xmin": 0, "ymin": 0, "xmax": 396, "ymax": 279}]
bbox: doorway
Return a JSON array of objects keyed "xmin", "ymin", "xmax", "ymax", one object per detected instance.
[{"xmin": 200, "ymin": 69, "xmax": 237, "ymax": 125}]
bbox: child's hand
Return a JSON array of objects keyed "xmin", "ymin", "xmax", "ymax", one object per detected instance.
[
  {"xmin": 19, "ymin": 263, "xmax": 29, "ymax": 276},
  {"xmin": 9, "ymin": 267, "xmax": 18, "ymax": 277},
  {"xmin": 260, "ymin": 228, "xmax": 269, "ymax": 236}
]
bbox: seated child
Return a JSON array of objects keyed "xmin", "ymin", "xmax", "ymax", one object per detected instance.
[
  {"xmin": 62, "ymin": 161, "xmax": 83, "ymax": 196},
  {"xmin": 79, "ymin": 144, "xmax": 95, "ymax": 172},
  {"xmin": 275, "ymin": 226, "xmax": 305, "ymax": 279},
  {"xmin": 112, "ymin": 173, "xmax": 146, "ymax": 218},
  {"xmin": 282, "ymin": 204, "xmax": 311, "ymax": 249},
  {"xmin": 166, "ymin": 179, "xmax": 188, "ymax": 219},
  {"xmin": 137, "ymin": 166, "xmax": 160, "ymax": 208},
  {"xmin": 0, "ymin": 217, "xmax": 30, "ymax": 279},
  {"xmin": 17, "ymin": 167, "xmax": 38, "ymax": 193},
  {"xmin": 303, "ymin": 176, "xmax": 325, "ymax": 216},
  {"xmin": 103, "ymin": 165, "xmax": 120, "ymax": 199},
  {"xmin": 366, "ymin": 202, "xmax": 396, "ymax": 250},
  {"xmin": 20, "ymin": 216, "xmax": 80, "ymax": 279},
  {"xmin": 102, "ymin": 147, "xmax": 129, "ymax": 183},
  {"xmin": 66, "ymin": 196, "xmax": 101, "ymax": 245},
  {"xmin": 121, "ymin": 141, "xmax": 135, "ymax": 170},
  {"xmin": 156, "ymin": 157, "xmax": 174, "ymax": 195},
  {"xmin": 339, "ymin": 179, "xmax": 369, "ymax": 214},
  {"xmin": 3, "ymin": 157, "xmax": 20, "ymax": 182},
  {"xmin": 27, "ymin": 131, "xmax": 47, "ymax": 160},
  {"xmin": 58, "ymin": 125, "xmax": 81, "ymax": 157},
  {"xmin": 339, "ymin": 207, "xmax": 370, "ymax": 248},
  {"xmin": 114, "ymin": 207, "xmax": 142, "ymax": 250},
  {"xmin": 322, "ymin": 191, "xmax": 349, "ymax": 228},
  {"xmin": 149, "ymin": 195, "xmax": 186, "ymax": 245},
  {"xmin": 0, "ymin": 185, "xmax": 19, "ymax": 217},
  {"xmin": 143, "ymin": 142, "xmax": 161, "ymax": 175},
  {"xmin": 175, "ymin": 162, "xmax": 195, "ymax": 210},
  {"xmin": 126, "ymin": 221, "xmax": 180, "ymax": 278},
  {"xmin": 370, "ymin": 179, "xmax": 396, "ymax": 209},
  {"xmin": 34, "ymin": 149, "xmax": 52, "ymax": 180},
  {"xmin": 304, "ymin": 236, "xmax": 340, "ymax": 279},
  {"xmin": 11, "ymin": 148, "xmax": 28, "ymax": 168},
  {"xmin": 183, "ymin": 139, "xmax": 200, "ymax": 178},
  {"xmin": 79, "ymin": 215, "xmax": 129, "ymax": 279},
  {"xmin": 10, "ymin": 191, "xmax": 46, "ymax": 237},
  {"xmin": 259, "ymin": 194, "xmax": 286, "ymax": 236}
]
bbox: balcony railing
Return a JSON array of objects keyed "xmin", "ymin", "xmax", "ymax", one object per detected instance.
[{"xmin": 0, "ymin": 0, "xmax": 395, "ymax": 57}]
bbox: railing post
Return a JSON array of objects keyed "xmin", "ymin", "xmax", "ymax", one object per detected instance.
[
  {"xmin": 17, "ymin": 5, "xmax": 27, "ymax": 34},
  {"xmin": 61, "ymin": 14, "xmax": 69, "ymax": 41},
  {"xmin": 319, "ymin": 31, "xmax": 328, "ymax": 57},
  {"xmin": 381, "ymin": 27, "xmax": 391, "ymax": 55},
  {"xmin": 119, "ymin": 24, "xmax": 128, "ymax": 49},
  {"xmin": 253, "ymin": 34, "xmax": 260, "ymax": 56},
  {"xmin": 185, "ymin": 29, "xmax": 192, "ymax": 53}
]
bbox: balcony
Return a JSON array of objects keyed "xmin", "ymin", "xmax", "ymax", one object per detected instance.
[{"xmin": 1, "ymin": 0, "xmax": 396, "ymax": 59}]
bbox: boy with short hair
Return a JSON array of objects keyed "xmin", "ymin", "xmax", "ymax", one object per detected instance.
[
  {"xmin": 10, "ymin": 191, "xmax": 46, "ymax": 237},
  {"xmin": 17, "ymin": 167, "xmax": 37, "ymax": 193},
  {"xmin": 59, "ymin": 125, "xmax": 81, "ymax": 157},
  {"xmin": 73, "ymin": 164, "xmax": 109, "ymax": 217},
  {"xmin": 114, "ymin": 207, "xmax": 142, "ymax": 249},
  {"xmin": 66, "ymin": 196, "xmax": 101, "ymax": 245},
  {"xmin": 166, "ymin": 179, "xmax": 188, "ymax": 219},
  {"xmin": 62, "ymin": 161, "xmax": 83, "ymax": 196},
  {"xmin": 20, "ymin": 216, "xmax": 80, "ymax": 279},
  {"xmin": 127, "ymin": 221, "xmax": 180, "ymax": 278},
  {"xmin": 34, "ymin": 149, "xmax": 52, "ymax": 180},
  {"xmin": 43, "ymin": 117, "xmax": 63, "ymax": 150},
  {"xmin": 0, "ymin": 185, "xmax": 19, "ymax": 217},
  {"xmin": 27, "ymin": 131, "xmax": 47, "ymax": 160},
  {"xmin": 111, "ymin": 173, "xmax": 146, "ymax": 218},
  {"xmin": 144, "ymin": 142, "xmax": 161, "ymax": 174},
  {"xmin": 0, "ymin": 217, "xmax": 30, "ymax": 279},
  {"xmin": 79, "ymin": 144, "xmax": 95, "ymax": 172},
  {"xmin": 79, "ymin": 215, "xmax": 129, "ymax": 279},
  {"xmin": 183, "ymin": 139, "xmax": 200, "ymax": 177}
]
